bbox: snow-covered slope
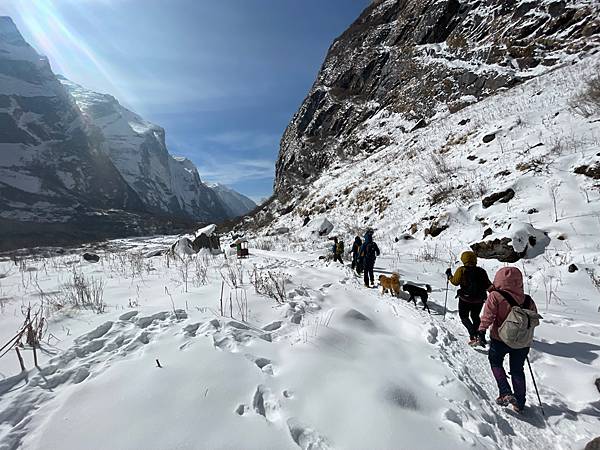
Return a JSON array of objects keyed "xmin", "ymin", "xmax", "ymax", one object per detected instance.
[
  {"xmin": 60, "ymin": 78, "xmax": 229, "ymax": 222},
  {"xmin": 0, "ymin": 16, "xmax": 143, "ymax": 225},
  {"xmin": 209, "ymin": 183, "xmax": 257, "ymax": 218}
]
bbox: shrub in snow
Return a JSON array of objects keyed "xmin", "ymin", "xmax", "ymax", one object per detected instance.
[
  {"xmin": 471, "ymin": 223, "xmax": 550, "ymax": 263},
  {"xmin": 569, "ymin": 70, "xmax": 600, "ymax": 118}
]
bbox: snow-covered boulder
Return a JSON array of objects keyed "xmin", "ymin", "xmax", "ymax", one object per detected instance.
[
  {"xmin": 306, "ymin": 217, "xmax": 334, "ymax": 236},
  {"xmin": 170, "ymin": 237, "xmax": 195, "ymax": 256},
  {"xmin": 471, "ymin": 223, "xmax": 551, "ymax": 263},
  {"xmin": 191, "ymin": 225, "xmax": 221, "ymax": 253},
  {"xmin": 195, "ymin": 224, "xmax": 216, "ymax": 238}
]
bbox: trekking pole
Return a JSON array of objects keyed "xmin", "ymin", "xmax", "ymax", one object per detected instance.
[
  {"xmin": 443, "ymin": 279, "xmax": 449, "ymax": 321},
  {"xmin": 526, "ymin": 356, "xmax": 545, "ymax": 418}
]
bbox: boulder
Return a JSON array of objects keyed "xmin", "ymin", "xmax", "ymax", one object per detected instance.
[
  {"xmin": 586, "ymin": 437, "xmax": 600, "ymax": 450},
  {"xmin": 471, "ymin": 223, "xmax": 550, "ymax": 263},
  {"xmin": 425, "ymin": 221, "xmax": 448, "ymax": 238},
  {"xmin": 574, "ymin": 163, "xmax": 600, "ymax": 179},
  {"xmin": 275, "ymin": 227, "xmax": 290, "ymax": 235},
  {"xmin": 145, "ymin": 249, "xmax": 165, "ymax": 258},
  {"xmin": 471, "ymin": 238, "xmax": 522, "ymax": 263},
  {"xmin": 568, "ymin": 263, "xmax": 579, "ymax": 273},
  {"xmin": 306, "ymin": 217, "xmax": 334, "ymax": 236},
  {"xmin": 482, "ymin": 133, "xmax": 496, "ymax": 143},
  {"xmin": 192, "ymin": 234, "xmax": 220, "ymax": 253},
  {"xmin": 482, "ymin": 188, "xmax": 515, "ymax": 208},
  {"xmin": 170, "ymin": 237, "xmax": 195, "ymax": 256},
  {"xmin": 82, "ymin": 253, "xmax": 100, "ymax": 263}
]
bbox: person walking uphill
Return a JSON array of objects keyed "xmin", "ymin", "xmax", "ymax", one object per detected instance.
[
  {"xmin": 359, "ymin": 230, "xmax": 380, "ymax": 288},
  {"xmin": 351, "ymin": 236, "xmax": 362, "ymax": 272},
  {"xmin": 478, "ymin": 267, "xmax": 542, "ymax": 413},
  {"xmin": 446, "ymin": 251, "xmax": 491, "ymax": 346},
  {"xmin": 330, "ymin": 237, "xmax": 344, "ymax": 264}
]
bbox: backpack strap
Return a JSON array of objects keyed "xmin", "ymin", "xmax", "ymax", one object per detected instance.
[{"xmin": 497, "ymin": 290, "xmax": 531, "ymax": 309}]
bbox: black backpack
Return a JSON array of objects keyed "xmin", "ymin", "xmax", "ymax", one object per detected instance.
[{"xmin": 458, "ymin": 266, "xmax": 490, "ymax": 302}]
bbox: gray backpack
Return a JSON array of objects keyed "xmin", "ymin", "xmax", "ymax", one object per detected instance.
[{"xmin": 497, "ymin": 290, "xmax": 542, "ymax": 349}]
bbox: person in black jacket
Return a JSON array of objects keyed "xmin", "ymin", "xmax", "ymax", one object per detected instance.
[
  {"xmin": 359, "ymin": 230, "xmax": 380, "ymax": 288},
  {"xmin": 351, "ymin": 236, "xmax": 362, "ymax": 272},
  {"xmin": 446, "ymin": 251, "xmax": 492, "ymax": 346}
]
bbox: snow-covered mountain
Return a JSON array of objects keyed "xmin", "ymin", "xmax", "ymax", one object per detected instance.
[
  {"xmin": 0, "ymin": 17, "xmax": 252, "ymax": 249},
  {"xmin": 0, "ymin": 16, "xmax": 143, "ymax": 224},
  {"xmin": 59, "ymin": 78, "xmax": 229, "ymax": 222},
  {"xmin": 208, "ymin": 183, "xmax": 257, "ymax": 218}
]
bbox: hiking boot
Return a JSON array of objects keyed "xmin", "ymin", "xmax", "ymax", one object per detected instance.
[
  {"xmin": 512, "ymin": 403, "xmax": 525, "ymax": 414},
  {"xmin": 495, "ymin": 394, "xmax": 516, "ymax": 407}
]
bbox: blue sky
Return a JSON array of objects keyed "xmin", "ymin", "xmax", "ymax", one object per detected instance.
[{"xmin": 0, "ymin": 0, "xmax": 370, "ymax": 202}]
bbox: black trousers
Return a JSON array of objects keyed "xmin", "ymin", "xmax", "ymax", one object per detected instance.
[
  {"xmin": 363, "ymin": 261, "xmax": 375, "ymax": 286},
  {"xmin": 333, "ymin": 253, "xmax": 344, "ymax": 264},
  {"xmin": 458, "ymin": 299, "xmax": 484, "ymax": 339}
]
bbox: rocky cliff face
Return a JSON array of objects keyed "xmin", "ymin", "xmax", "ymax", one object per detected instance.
[
  {"xmin": 275, "ymin": 0, "xmax": 600, "ymax": 201},
  {"xmin": 0, "ymin": 16, "xmax": 143, "ymax": 225},
  {"xmin": 209, "ymin": 183, "xmax": 257, "ymax": 218},
  {"xmin": 60, "ymin": 78, "xmax": 229, "ymax": 222}
]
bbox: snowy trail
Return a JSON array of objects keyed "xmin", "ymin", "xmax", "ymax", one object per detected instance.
[
  {"xmin": 0, "ymin": 246, "xmax": 598, "ymax": 449},
  {"xmin": 377, "ymin": 289, "xmax": 600, "ymax": 450}
]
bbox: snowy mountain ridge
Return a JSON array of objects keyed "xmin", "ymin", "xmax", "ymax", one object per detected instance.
[
  {"xmin": 59, "ymin": 77, "xmax": 230, "ymax": 223},
  {"xmin": 0, "ymin": 17, "xmax": 253, "ymax": 249},
  {"xmin": 208, "ymin": 183, "xmax": 257, "ymax": 218}
]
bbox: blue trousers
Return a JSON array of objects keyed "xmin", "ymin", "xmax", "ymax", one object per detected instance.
[{"xmin": 488, "ymin": 339, "xmax": 529, "ymax": 408}]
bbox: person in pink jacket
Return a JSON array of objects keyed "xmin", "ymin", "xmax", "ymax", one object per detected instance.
[{"xmin": 478, "ymin": 267, "xmax": 538, "ymax": 413}]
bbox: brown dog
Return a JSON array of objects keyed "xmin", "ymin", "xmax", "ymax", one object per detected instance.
[{"xmin": 379, "ymin": 273, "xmax": 401, "ymax": 297}]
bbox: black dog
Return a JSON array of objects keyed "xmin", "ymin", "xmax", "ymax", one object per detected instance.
[{"xmin": 402, "ymin": 284, "xmax": 432, "ymax": 314}]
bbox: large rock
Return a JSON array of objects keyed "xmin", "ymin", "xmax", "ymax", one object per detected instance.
[
  {"xmin": 170, "ymin": 237, "xmax": 195, "ymax": 256},
  {"xmin": 471, "ymin": 223, "xmax": 551, "ymax": 263},
  {"xmin": 82, "ymin": 253, "xmax": 100, "ymax": 263},
  {"xmin": 586, "ymin": 437, "xmax": 600, "ymax": 450},
  {"xmin": 482, "ymin": 188, "xmax": 515, "ymax": 208}
]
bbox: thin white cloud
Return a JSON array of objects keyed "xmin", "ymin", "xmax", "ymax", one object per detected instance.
[
  {"xmin": 197, "ymin": 158, "xmax": 275, "ymax": 185},
  {"xmin": 206, "ymin": 131, "xmax": 280, "ymax": 151}
]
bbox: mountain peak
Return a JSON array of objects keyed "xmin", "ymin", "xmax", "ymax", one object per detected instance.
[{"xmin": 0, "ymin": 17, "xmax": 27, "ymax": 46}]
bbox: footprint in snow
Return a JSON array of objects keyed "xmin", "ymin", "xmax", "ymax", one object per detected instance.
[
  {"xmin": 252, "ymin": 385, "xmax": 280, "ymax": 422},
  {"xmin": 287, "ymin": 418, "xmax": 332, "ymax": 450}
]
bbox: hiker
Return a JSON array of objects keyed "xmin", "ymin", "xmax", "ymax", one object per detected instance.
[
  {"xmin": 351, "ymin": 236, "xmax": 362, "ymax": 272},
  {"xmin": 359, "ymin": 229, "xmax": 380, "ymax": 288},
  {"xmin": 478, "ymin": 267, "xmax": 540, "ymax": 413},
  {"xmin": 446, "ymin": 251, "xmax": 492, "ymax": 346},
  {"xmin": 333, "ymin": 238, "xmax": 344, "ymax": 264}
]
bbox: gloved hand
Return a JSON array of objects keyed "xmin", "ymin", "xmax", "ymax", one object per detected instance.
[
  {"xmin": 477, "ymin": 330, "xmax": 487, "ymax": 347},
  {"xmin": 445, "ymin": 268, "xmax": 452, "ymax": 279}
]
